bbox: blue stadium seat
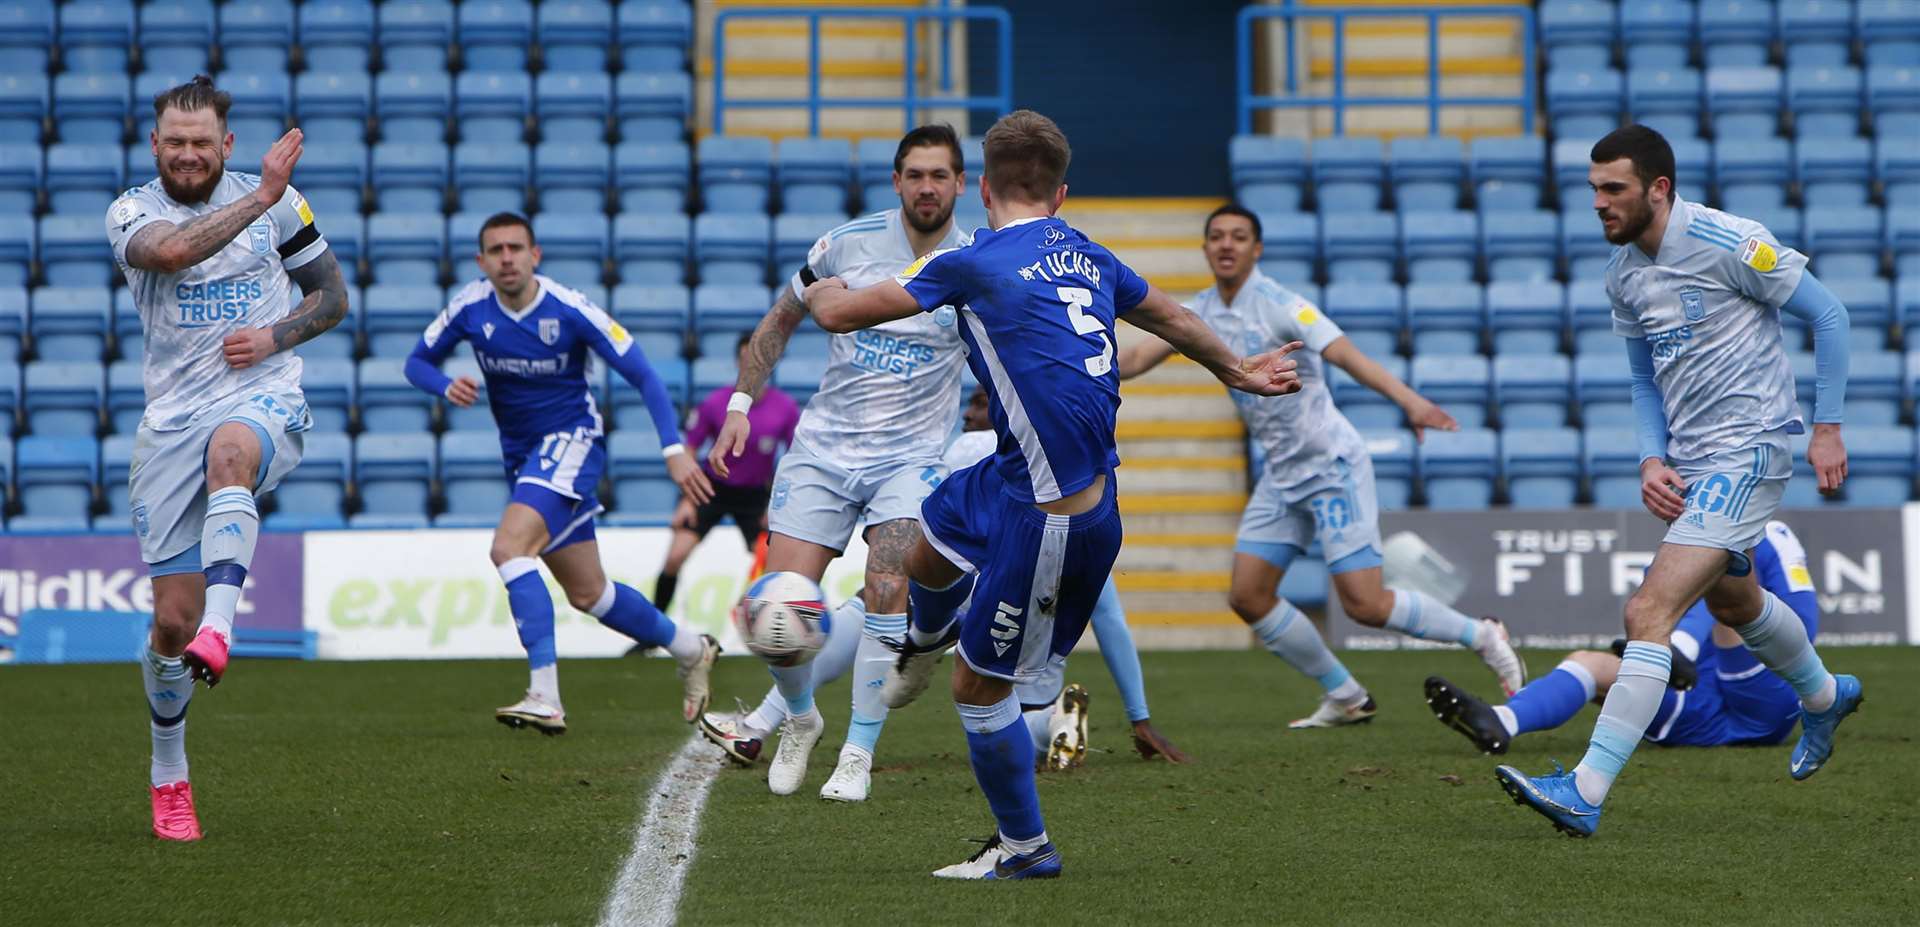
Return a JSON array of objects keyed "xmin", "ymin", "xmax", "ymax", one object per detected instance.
[
  {"xmin": 1333, "ymin": 357, "xmax": 1406, "ymax": 429},
  {"xmin": 298, "ymin": 144, "xmax": 367, "ymax": 221},
  {"xmin": 1546, "ymin": 68, "xmax": 1624, "ymax": 139},
  {"xmin": 377, "ymin": 0, "xmax": 454, "ymax": 73},
  {"xmin": 1561, "ymin": 211, "xmax": 1613, "ymax": 280},
  {"xmin": 1575, "ymin": 352, "xmax": 1635, "ymax": 426},
  {"xmin": 295, "ymin": 73, "xmax": 372, "ymax": 147},
  {"xmin": 1487, "ymin": 281, "xmax": 1567, "ymax": 355},
  {"xmin": 691, "ymin": 356, "xmax": 736, "ymax": 395},
  {"xmin": 1321, "ymin": 282, "xmax": 1401, "ymax": 356},
  {"xmin": 440, "ymin": 430, "xmax": 510, "ymax": 517},
  {"xmin": 44, "ymin": 144, "xmax": 123, "ymax": 219},
  {"xmin": 1880, "ymin": 137, "xmax": 1920, "ymax": 211},
  {"xmin": 1901, "ymin": 282, "xmax": 1920, "ymax": 350},
  {"xmin": 610, "ymin": 353, "xmax": 689, "ymax": 429},
  {"xmin": 1892, "ymin": 212, "xmax": 1920, "ymax": 279},
  {"xmin": 1796, "ymin": 137, "xmax": 1871, "ymax": 209},
  {"xmin": 354, "ymin": 433, "xmax": 435, "ymax": 521},
  {"xmin": 1387, "ymin": 136, "xmax": 1464, "ymax": 212},
  {"xmin": 787, "ymin": 326, "xmax": 831, "ymax": 362},
  {"xmin": 453, "ymin": 142, "xmax": 530, "ymax": 214},
  {"xmin": 1742, "ymin": 204, "xmax": 1803, "ymax": 251},
  {"xmin": 1838, "ymin": 349, "xmax": 1901, "ymax": 425},
  {"xmin": 698, "ymin": 137, "xmax": 775, "ymax": 214},
  {"xmin": 0, "ymin": 288, "xmax": 21, "ymax": 362},
  {"xmin": 0, "ymin": 72, "xmax": 47, "ymax": 145},
  {"xmin": 1255, "ymin": 212, "xmax": 1318, "ymax": 285},
  {"xmin": 110, "ymin": 288, "xmax": 141, "ymax": 361},
  {"xmin": 374, "ymin": 73, "xmax": 452, "ymax": 146},
  {"xmin": 1820, "ymin": 279, "xmax": 1894, "ymax": 352},
  {"xmin": 614, "ymin": 141, "xmax": 690, "ymax": 213},
  {"xmin": 327, "ymin": 217, "xmax": 366, "ymax": 287},
  {"xmin": 1627, "ymin": 67, "xmax": 1704, "ymax": 140},
  {"xmin": 1582, "ymin": 426, "xmax": 1641, "ymax": 507},
  {"xmin": 1868, "ymin": 66, "xmax": 1920, "ymax": 137},
  {"xmin": 53, "ymin": 73, "xmax": 130, "ymax": 145},
  {"xmin": 1837, "ymin": 425, "xmax": 1914, "ymax": 506},
  {"xmin": 357, "ymin": 359, "xmax": 432, "ymax": 432},
  {"xmin": 219, "ymin": 0, "xmax": 295, "ymax": 73},
  {"xmin": 540, "ymin": 0, "xmax": 615, "ymax": 72},
  {"xmin": 1359, "ymin": 429, "xmax": 1416, "ymax": 509},
  {"xmin": 856, "ymin": 137, "xmax": 901, "ymax": 210},
  {"xmin": 301, "ymin": 359, "xmax": 356, "ymax": 433},
  {"xmin": 0, "ymin": 359, "xmax": 16, "ymax": 435},
  {"xmin": 613, "ymin": 283, "xmax": 691, "ymax": 336},
  {"xmin": 1706, "ymin": 66, "xmax": 1784, "ymax": 139},
  {"xmin": 460, "ymin": 0, "xmax": 535, "ymax": 72},
  {"xmin": 1620, "ymin": 0, "xmax": 1693, "ymax": 69},
  {"xmin": 1399, "ymin": 210, "xmax": 1478, "ymax": 283},
  {"xmin": 778, "ymin": 138, "xmax": 853, "ymax": 215},
  {"xmin": 15, "ymin": 435, "xmax": 96, "ymax": 527},
  {"xmin": 1312, "ymin": 137, "xmax": 1385, "ymax": 211},
  {"xmin": 537, "ymin": 72, "xmax": 613, "ymax": 146},
  {"xmin": 0, "ymin": 0, "xmax": 54, "ymax": 74},
  {"xmin": 60, "ymin": 0, "xmax": 135, "ymax": 73},
  {"xmin": 40, "ymin": 213, "xmax": 115, "ymax": 288},
  {"xmin": 1502, "ymin": 426, "xmax": 1582, "ymax": 507},
  {"xmin": 694, "ymin": 284, "xmax": 774, "ymax": 337},
  {"xmin": 456, "ymin": 71, "xmax": 532, "ymax": 147},
  {"xmin": 366, "ymin": 214, "xmax": 445, "ymax": 288},
  {"xmin": 1859, "ymin": 0, "xmax": 1920, "ymax": 69},
  {"xmin": 616, "ymin": 72, "xmax": 692, "ymax": 144},
  {"xmin": 1787, "ymin": 65, "xmax": 1864, "ymax": 140},
  {"xmin": 435, "ymin": 358, "xmax": 493, "ymax": 432},
  {"xmin": 775, "ymin": 213, "xmax": 844, "ymax": 270},
  {"xmin": 0, "ymin": 217, "xmax": 30, "ymax": 289},
  {"xmin": 613, "ymin": 213, "xmax": 691, "ymax": 283},
  {"xmin": 609, "ymin": 478, "xmax": 679, "ymax": 524},
  {"xmin": 1666, "ymin": 136, "xmax": 1714, "ymax": 205},
  {"xmin": 1494, "ymin": 352, "xmax": 1572, "ymax": 427},
  {"xmin": 1803, "ymin": 206, "xmax": 1884, "ymax": 280},
  {"xmin": 99, "ymin": 432, "xmax": 133, "ymax": 522},
  {"xmin": 1539, "ymin": 0, "xmax": 1616, "ymax": 71},
  {"xmin": 363, "ymin": 285, "xmax": 443, "ymax": 358},
  {"xmin": 533, "ymin": 212, "xmax": 609, "ymax": 286},
  {"xmin": 30, "ymin": 287, "xmax": 109, "ymax": 362},
  {"xmin": 775, "ymin": 354, "xmax": 828, "ymax": 404},
  {"xmin": 1779, "ymin": 0, "xmax": 1854, "ymax": 68},
  {"xmin": 1470, "ymin": 136, "xmax": 1548, "ymax": 210},
  {"xmin": 1321, "ymin": 211, "xmax": 1397, "ymax": 282},
  {"xmin": 1231, "ymin": 135, "xmax": 1308, "ymax": 212},
  {"xmin": 25, "ymin": 360, "xmax": 103, "ymax": 437},
  {"xmin": 0, "ymin": 142, "xmax": 38, "ymax": 216},
  {"xmin": 619, "ymin": 0, "xmax": 694, "ymax": 72},
  {"xmin": 1715, "ymin": 137, "xmax": 1791, "ymax": 211},
  {"xmin": 1410, "ymin": 355, "xmax": 1491, "ymax": 428},
  {"xmin": 1699, "ymin": 0, "xmax": 1777, "ymax": 68},
  {"xmin": 535, "ymin": 142, "xmax": 611, "ymax": 215},
  {"xmin": 1419, "ymin": 427, "xmax": 1498, "ymax": 509},
  {"xmin": 693, "ymin": 214, "xmax": 771, "ymax": 285},
  {"xmin": 1404, "ymin": 283, "xmax": 1483, "ymax": 355},
  {"xmin": 267, "ymin": 432, "xmax": 349, "ymax": 529},
  {"xmin": 1481, "ymin": 209, "xmax": 1559, "ymax": 281},
  {"xmin": 300, "ymin": 0, "xmax": 376, "ymax": 73}
]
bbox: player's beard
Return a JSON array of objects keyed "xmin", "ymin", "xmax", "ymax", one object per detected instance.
[
  {"xmin": 904, "ymin": 195, "xmax": 954, "ymax": 234},
  {"xmin": 157, "ymin": 153, "xmax": 225, "ymax": 205},
  {"xmin": 1600, "ymin": 193, "xmax": 1653, "ymax": 245}
]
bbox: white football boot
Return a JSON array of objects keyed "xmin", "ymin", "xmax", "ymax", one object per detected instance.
[
  {"xmin": 767, "ymin": 707, "xmax": 823, "ymax": 796},
  {"xmin": 819, "ymin": 747, "xmax": 873, "ymax": 802},
  {"xmin": 1474, "ymin": 618, "xmax": 1528, "ymax": 696},
  {"xmin": 495, "ymin": 691, "xmax": 567, "ymax": 735},
  {"xmin": 1046, "ymin": 685, "xmax": 1090, "ymax": 770},
  {"xmin": 1288, "ymin": 695, "xmax": 1379, "ymax": 729}
]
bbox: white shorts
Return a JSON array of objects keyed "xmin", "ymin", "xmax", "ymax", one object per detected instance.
[
  {"xmin": 131, "ymin": 386, "xmax": 311, "ymax": 571},
  {"xmin": 1235, "ymin": 454, "xmax": 1384, "ymax": 574},
  {"xmin": 765, "ymin": 446, "xmax": 947, "ymax": 552},
  {"xmin": 1663, "ymin": 429, "xmax": 1792, "ymax": 571}
]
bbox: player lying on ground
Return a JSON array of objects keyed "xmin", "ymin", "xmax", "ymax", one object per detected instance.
[
  {"xmin": 696, "ymin": 125, "xmax": 975, "ymax": 803},
  {"xmin": 404, "ymin": 213, "xmax": 718, "ymax": 735},
  {"xmin": 1429, "ymin": 521, "xmax": 1817, "ymax": 756},
  {"xmin": 108, "ymin": 76, "xmax": 350, "ymax": 841},
  {"xmin": 1118, "ymin": 205, "xmax": 1526, "ymax": 728},
  {"xmin": 805, "ymin": 110, "xmax": 1300, "ymax": 880},
  {"xmin": 1494, "ymin": 125, "xmax": 1863, "ymax": 838}
]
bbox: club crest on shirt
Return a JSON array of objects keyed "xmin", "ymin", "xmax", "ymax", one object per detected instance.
[
  {"xmin": 247, "ymin": 222, "xmax": 271, "ymax": 255},
  {"xmin": 1679, "ymin": 287, "xmax": 1705, "ymax": 321},
  {"xmin": 933, "ymin": 306, "xmax": 957, "ymax": 328},
  {"xmin": 482, "ymin": 322, "xmax": 496, "ymax": 339},
  {"xmin": 539, "ymin": 318, "xmax": 561, "ymax": 345}
]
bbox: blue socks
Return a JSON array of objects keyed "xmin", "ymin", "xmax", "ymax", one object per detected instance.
[
  {"xmin": 1088, "ymin": 577, "xmax": 1149, "ymax": 722},
  {"xmin": 1734, "ymin": 590, "xmax": 1837, "ymax": 712},
  {"xmin": 771, "ymin": 663, "xmax": 814, "ymax": 715},
  {"xmin": 957, "ymin": 696, "xmax": 1047, "ymax": 851},
  {"xmin": 908, "ymin": 574, "xmax": 975, "ymax": 648},
  {"xmin": 499, "ymin": 557, "xmax": 557, "ymax": 671},
  {"xmin": 1572, "ymin": 641, "xmax": 1671, "ymax": 806},
  {"xmin": 1499, "ymin": 660, "xmax": 1597, "ymax": 736},
  {"xmin": 589, "ymin": 581, "xmax": 676, "ymax": 649}
]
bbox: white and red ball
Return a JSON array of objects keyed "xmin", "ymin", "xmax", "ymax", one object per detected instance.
[{"xmin": 735, "ymin": 571, "xmax": 831, "ymax": 667}]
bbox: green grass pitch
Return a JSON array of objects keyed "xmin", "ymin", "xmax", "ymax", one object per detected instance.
[{"xmin": 4, "ymin": 647, "xmax": 1916, "ymax": 925}]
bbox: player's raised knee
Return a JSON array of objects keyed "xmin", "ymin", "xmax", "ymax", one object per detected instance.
[
  {"xmin": 1228, "ymin": 586, "xmax": 1274, "ymax": 623},
  {"xmin": 203, "ymin": 425, "xmax": 260, "ymax": 489},
  {"xmin": 1620, "ymin": 591, "xmax": 1672, "ymax": 643}
]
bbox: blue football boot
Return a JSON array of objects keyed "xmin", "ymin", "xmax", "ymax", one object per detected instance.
[
  {"xmin": 1495, "ymin": 762, "xmax": 1602, "ymax": 838},
  {"xmin": 1791, "ymin": 674, "xmax": 1864, "ymax": 781}
]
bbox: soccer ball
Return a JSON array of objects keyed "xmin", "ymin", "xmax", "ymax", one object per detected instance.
[{"xmin": 736, "ymin": 571, "xmax": 831, "ymax": 667}]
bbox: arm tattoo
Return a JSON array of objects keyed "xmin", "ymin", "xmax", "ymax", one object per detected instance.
[
  {"xmin": 271, "ymin": 251, "xmax": 350, "ymax": 351},
  {"xmin": 737, "ymin": 289, "xmax": 811, "ymax": 399},
  {"xmin": 124, "ymin": 195, "xmax": 273, "ymax": 273},
  {"xmin": 861, "ymin": 518, "xmax": 923, "ymax": 609}
]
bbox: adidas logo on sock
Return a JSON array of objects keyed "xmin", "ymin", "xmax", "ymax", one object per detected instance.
[{"xmin": 215, "ymin": 524, "xmax": 244, "ymax": 539}]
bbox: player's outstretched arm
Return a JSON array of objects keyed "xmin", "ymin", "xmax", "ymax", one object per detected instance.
[
  {"xmin": 1780, "ymin": 273, "xmax": 1851, "ymax": 492},
  {"xmin": 1320, "ymin": 336, "xmax": 1457, "ymax": 441},
  {"xmin": 591, "ymin": 320, "xmax": 715, "ymax": 505},
  {"xmin": 125, "ymin": 129, "xmax": 305, "ymax": 274},
  {"xmin": 1624, "ymin": 336, "xmax": 1687, "ymax": 522},
  {"xmin": 222, "ymin": 249, "xmax": 350, "ymax": 369},
  {"xmin": 712, "ymin": 288, "xmax": 808, "ymax": 478},
  {"xmin": 805, "ymin": 277, "xmax": 922, "ymax": 334},
  {"xmin": 1114, "ymin": 331, "xmax": 1177, "ymax": 380},
  {"xmin": 1125, "ymin": 286, "xmax": 1301, "ymax": 396}
]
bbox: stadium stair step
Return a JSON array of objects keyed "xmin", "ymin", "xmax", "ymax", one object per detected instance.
[{"xmin": 1060, "ymin": 198, "xmax": 1222, "ymax": 296}]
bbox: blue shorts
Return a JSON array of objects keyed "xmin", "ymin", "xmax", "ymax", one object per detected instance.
[
  {"xmin": 506, "ymin": 427, "xmax": 606, "ymax": 553},
  {"xmin": 921, "ymin": 461, "xmax": 1123, "ymax": 685},
  {"xmin": 1649, "ymin": 644, "xmax": 1801, "ymax": 747}
]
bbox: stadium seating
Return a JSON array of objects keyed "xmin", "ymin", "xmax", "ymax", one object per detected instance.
[
  {"xmin": 1487, "ymin": 281, "xmax": 1567, "ymax": 355},
  {"xmin": 354, "ymin": 432, "xmax": 435, "ymax": 524},
  {"xmin": 1322, "ymin": 282, "xmax": 1401, "ymax": 356},
  {"xmin": 0, "ymin": 360, "xmax": 19, "ymax": 435},
  {"xmin": 1576, "ymin": 352, "xmax": 1636, "ymax": 426},
  {"xmin": 1404, "ymin": 282, "xmax": 1483, "ymax": 355},
  {"xmin": 1502, "ymin": 427, "xmax": 1582, "ymax": 507},
  {"xmin": 1419, "ymin": 428, "xmax": 1498, "ymax": 509},
  {"xmin": 1311, "ymin": 137, "xmax": 1385, "ymax": 211},
  {"xmin": 24, "ymin": 362, "xmax": 103, "ymax": 437},
  {"xmin": 14, "ymin": 435, "xmax": 96, "ymax": 529},
  {"xmin": 0, "ymin": 1, "xmax": 54, "ymax": 75},
  {"xmin": 99, "ymin": 432, "xmax": 133, "ymax": 529},
  {"xmin": 301, "ymin": 0, "xmax": 376, "ymax": 74},
  {"xmin": 60, "ymin": 0, "xmax": 135, "ymax": 74},
  {"xmin": 378, "ymin": 0, "xmax": 454, "ymax": 74},
  {"xmin": 357, "ymin": 359, "xmax": 431, "ymax": 432},
  {"xmin": 1622, "ymin": 0, "xmax": 1692, "ymax": 70},
  {"xmin": 439, "ymin": 430, "xmax": 511, "ymax": 518},
  {"xmin": 1359, "ymin": 429, "xmax": 1415, "ymax": 509},
  {"xmin": 1410, "ymin": 355, "xmax": 1491, "ymax": 428},
  {"xmin": 267, "ymin": 432, "xmax": 349, "ymax": 529},
  {"xmin": 1334, "ymin": 358, "xmax": 1408, "ymax": 428},
  {"xmin": 105, "ymin": 361, "xmax": 141, "ymax": 434},
  {"xmin": 1232, "ymin": 135, "xmax": 1308, "ymax": 212},
  {"xmin": 541, "ymin": 0, "xmax": 616, "ymax": 73}
]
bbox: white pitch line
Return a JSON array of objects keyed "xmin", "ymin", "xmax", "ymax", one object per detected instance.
[{"xmin": 599, "ymin": 733, "xmax": 722, "ymax": 927}]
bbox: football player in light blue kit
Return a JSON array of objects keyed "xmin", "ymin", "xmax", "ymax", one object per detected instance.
[
  {"xmin": 1496, "ymin": 126, "xmax": 1864, "ymax": 837},
  {"xmin": 1120, "ymin": 205, "xmax": 1528, "ymax": 728},
  {"xmin": 109, "ymin": 76, "xmax": 351, "ymax": 842},
  {"xmin": 1430, "ymin": 521, "xmax": 1819, "ymax": 756},
  {"xmin": 405, "ymin": 213, "xmax": 719, "ymax": 734},
  {"xmin": 807, "ymin": 111, "xmax": 1302, "ymax": 879}
]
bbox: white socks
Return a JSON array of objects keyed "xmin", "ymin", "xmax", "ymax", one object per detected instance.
[
  {"xmin": 142, "ymin": 648, "xmax": 194, "ymax": 786},
  {"xmin": 1383, "ymin": 589, "xmax": 1481, "ymax": 648},
  {"xmin": 199, "ymin": 486, "xmax": 260, "ymax": 639},
  {"xmin": 531, "ymin": 664, "xmax": 560, "ymax": 705}
]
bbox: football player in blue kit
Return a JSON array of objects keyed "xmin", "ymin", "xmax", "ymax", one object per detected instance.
[
  {"xmin": 805, "ymin": 110, "xmax": 1303, "ymax": 880},
  {"xmin": 405, "ymin": 213, "xmax": 719, "ymax": 734}
]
